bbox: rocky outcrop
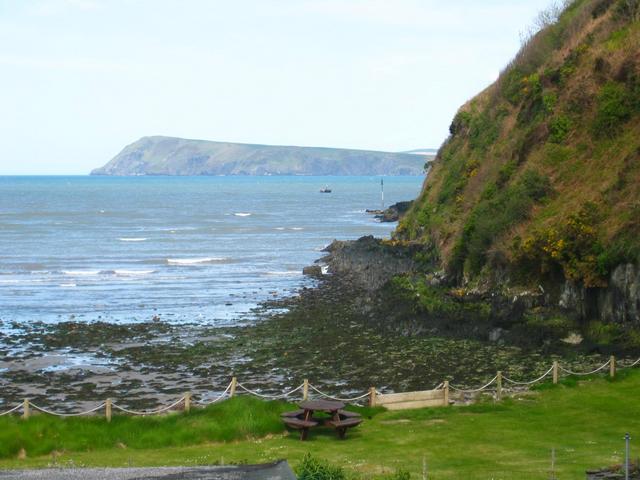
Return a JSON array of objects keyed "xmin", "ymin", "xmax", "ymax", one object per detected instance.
[
  {"xmin": 319, "ymin": 236, "xmax": 430, "ymax": 291},
  {"xmin": 559, "ymin": 263, "xmax": 640, "ymax": 326},
  {"xmin": 373, "ymin": 201, "xmax": 414, "ymax": 222},
  {"xmin": 310, "ymin": 232, "xmax": 640, "ymax": 347},
  {"xmin": 302, "ymin": 265, "xmax": 323, "ymax": 278}
]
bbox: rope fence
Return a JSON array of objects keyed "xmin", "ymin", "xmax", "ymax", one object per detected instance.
[
  {"xmin": 622, "ymin": 357, "xmax": 640, "ymax": 368},
  {"xmin": 29, "ymin": 402, "xmax": 107, "ymax": 417},
  {"xmin": 196, "ymin": 380, "xmax": 233, "ymax": 406},
  {"xmin": 236, "ymin": 382, "xmax": 305, "ymax": 399},
  {"xmin": 1, "ymin": 354, "xmax": 639, "ymax": 419},
  {"xmin": 111, "ymin": 396, "xmax": 185, "ymax": 416},
  {"xmin": 450, "ymin": 375, "xmax": 498, "ymax": 394},
  {"xmin": 308, "ymin": 384, "xmax": 372, "ymax": 402},
  {"xmin": 559, "ymin": 359, "xmax": 611, "ymax": 376},
  {"xmin": 0, "ymin": 404, "xmax": 23, "ymax": 416},
  {"xmin": 502, "ymin": 365, "xmax": 555, "ymax": 386}
]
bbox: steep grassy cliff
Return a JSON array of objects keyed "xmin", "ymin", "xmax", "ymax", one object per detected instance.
[
  {"xmin": 371, "ymin": 0, "xmax": 640, "ymax": 349},
  {"xmin": 399, "ymin": 0, "xmax": 640, "ymax": 291}
]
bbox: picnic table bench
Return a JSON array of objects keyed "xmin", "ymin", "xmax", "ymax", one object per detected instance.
[
  {"xmin": 324, "ymin": 417, "xmax": 362, "ymax": 439},
  {"xmin": 281, "ymin": 400, "xmax": 362, "ymax": 440},
  {"xmin": 281, "ymin": 417, "xmax": 319, "ymax": 441},
  {"xmin": 281, "ymin": 409, "xmax": 305, "ymax": 418},
  {"xmin": 336, "ymin": 409, "xmax": 361, "ymax": 419}
]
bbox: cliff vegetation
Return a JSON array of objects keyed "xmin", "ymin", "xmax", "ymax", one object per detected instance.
[{"xmin": 390, "ymin": 0, "xmax": 640, "ymax": 347}]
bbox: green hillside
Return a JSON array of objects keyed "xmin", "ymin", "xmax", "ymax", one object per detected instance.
[
  {"xmin": 398, "ymin": 0, "xmax": 640, "ymax": 292},
  {"xmin": 91, "ymin": 136, "xmax": 430, "ymax": 176}
]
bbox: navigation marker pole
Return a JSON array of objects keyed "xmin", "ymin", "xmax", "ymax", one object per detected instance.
[{"xmin": 381, "ymin": 178, "xmax": 384, "ymax": 210}]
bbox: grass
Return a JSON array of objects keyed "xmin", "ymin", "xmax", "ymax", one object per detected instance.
[
  {"xmin": 1, "ymin": 370, "xmax": 639, "ymax": 479},
  {"xmin": 0, "ymin": 396, "xmax": 292, "ymax": 458}
]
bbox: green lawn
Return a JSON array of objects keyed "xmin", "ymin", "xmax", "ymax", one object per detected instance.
[{"xmin": 1, "ymin": 371, "xmax": 638, "ymax": 479}]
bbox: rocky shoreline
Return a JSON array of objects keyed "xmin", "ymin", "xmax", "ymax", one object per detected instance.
[
  {"xmin": 0, "ymin": 234, "xmax": 628, "ymax": 411},
  {"xmin": 318, "ymin": 234, "xmax": 640, "ymax": 354}
]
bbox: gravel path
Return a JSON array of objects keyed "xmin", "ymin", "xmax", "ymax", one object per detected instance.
[{"xmin": 0, "ymin": 461, "xmax": 296, "ymax": 480}]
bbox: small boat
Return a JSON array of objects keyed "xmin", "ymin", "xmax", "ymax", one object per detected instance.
[{"xmin": 319, "ymin": 186, "xmax": 332, "ymax": 193}]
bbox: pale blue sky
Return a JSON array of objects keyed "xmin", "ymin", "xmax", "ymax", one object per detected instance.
[{"xmin": 0, "ymin": 0, "xmax": 553, "ymax": 174}]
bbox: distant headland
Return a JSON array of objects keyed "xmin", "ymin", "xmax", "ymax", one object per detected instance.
[{"xmin": 91, "ymin": 136, "xmax": 434, "ymax": 176}]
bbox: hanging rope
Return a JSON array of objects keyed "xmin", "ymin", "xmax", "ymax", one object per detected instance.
[
  {"xmin": 502, "ymin": 365, "xmax": 555, "ymax": 386},
  {"xmin": 559, "ymin": 359, "xmax": 611, "ymax": 376},
  {"xmin": 111, "ymin": 396, "xmax": 185, "ymax": 416},
  {"xmin": 308, "ymin": 384, "xmax": 371, "ymax": 402},
  {"xmin": 197, "ymin": 381, "xmax": 233, "ymax": 406},
  {"xmin": 236, "ymin": 382, "xmax": 304, "ymax": 399},
  {"xmin": 0, "ymin": 404, "xmax": 23, "ymax": 416},
  {"xmin": 28, "ymin": 402, "xmax": 107, "ymax": 417},
  {"xmin": 449, "ymin": 375, "xmax": 498, "ymax": 394},
  {"xmin": 620, "ymin": 357, "xmax": 640, "ymax": 369}
]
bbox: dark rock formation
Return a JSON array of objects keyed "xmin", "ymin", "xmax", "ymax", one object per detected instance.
[
  {"xmin": 302, "ymin": 265, "xmax": 323, "ymax": 278},
  {"xmin": 558, "ymin": 263, "xmax": 640, "ymax": 326},
  {"xmin": 372, "ymin": 200, "xmax": 414, "ymax": 222},
  {"xmin": 319, "ymin": 235, "xmax": 430, "ymax": 292}
]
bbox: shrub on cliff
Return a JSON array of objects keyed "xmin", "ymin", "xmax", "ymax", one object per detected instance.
[
  {"xmin": 450, "ymin": 170, "xmax": 552, "ymax": 277},
  {"xmin": 549, "ymin": 114, "xmax": 573, "ymax": 143},
  {"xmin": 514, "ymin": 203, "xmax": 609, "ymax": 287},
  {"xmin": 593, "ymin": 81, "xmax": 634, "ymax": 138}
]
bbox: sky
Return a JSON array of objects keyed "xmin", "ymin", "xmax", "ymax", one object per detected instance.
[{"xmin": 0, "ymin": 0, "xmax": 554, "ymax": 175}]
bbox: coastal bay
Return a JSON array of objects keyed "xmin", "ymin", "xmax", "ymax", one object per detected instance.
[
  {"xmin": 0, "ymin": 175, "xmax": 619, "ymax": 410},
  {"xmin": 1, "ymin": 175, "xmax": 425, "ymax": 407},
  {"xmin": 0, "ymin": 266, "xmax": 614, "ymax": 411}
]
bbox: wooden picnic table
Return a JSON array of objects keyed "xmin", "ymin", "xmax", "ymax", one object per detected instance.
[
  {"xmin": 299, "ymin": 399, "xmax": 345, "ymax": 420},
  {"xmin": 282, "ymin": 399, "xmax": 361, "ymax": 440}
]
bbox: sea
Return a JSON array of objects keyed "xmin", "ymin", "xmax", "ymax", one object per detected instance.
[{"xmin": 0, "ymin": 175, "xmax": 424, "ymax": 327}]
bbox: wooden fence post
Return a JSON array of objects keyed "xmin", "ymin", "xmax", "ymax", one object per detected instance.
[
  {"xmin": 302, "ymin": 379, "xmax": 309, "ymax": 400},
  {"xmin": 105, "ymin": 398, "xmax": 112, "ymax": 422},
  {"xmin": 230, "ymin": 377, "xmax": 237, "ymax": 397},
  {"xmin": 443, "ymin": 381, "xmax": 449, "ymax": 407},
  {"xmin": 553, "ymin": 361, "xmax": 559, "ymax": 384},
  {"xmin": 496, "ymin": 371, "xmax": 502, "ymax": 401},
  {"xmin": 184, "ymin": 392, "xmax": 191, "ymax": 413},
  {"xmin": 610, "ymin": 355, "xmax": 616, "ymax": 378},
  {"xmin": 22, "ymin": 399, "xmax": 30, "ymax": 420},
  {"xmin": 369, "ymin": 387, "xmax": 376, "ymax": 407}
]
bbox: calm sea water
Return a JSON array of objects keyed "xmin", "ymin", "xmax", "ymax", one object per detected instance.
[{"xmin": 0, "ymin": 176, "xmax": 424, "ymax": 326}]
